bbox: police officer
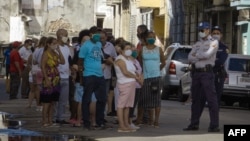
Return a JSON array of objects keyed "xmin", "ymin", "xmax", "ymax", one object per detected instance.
[
  {"xmin": 211, "ymin": 26, "xmax": 229, "ymax": 106},
  {"xmin": 183, "ymin": 22, "xmax": 220, "ymax": 132}
]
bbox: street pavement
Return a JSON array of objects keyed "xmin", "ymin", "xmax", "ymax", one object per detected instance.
[{"xmin": 0, "ymin": 78, "xmax": 250, "ymax": 141}]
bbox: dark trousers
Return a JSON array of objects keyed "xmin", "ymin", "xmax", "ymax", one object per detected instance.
[
  {"xmin": 21, "ymin": 67, "xmax": 30, "ymax": 98},
  {"xmin": 214, "ymin": 73, "xmax": 225, "ymax": 106},
  {"xmin": 82, "ymin": 76, "xmax": 107, "ymax": 128},
  {"xmin": 190, "ymin": 72, "xmax": 219, "ymax": 128},
  {"xmin": 129, "ymin": 88, "xmax": 141, "ymax": 118},
  {"xmin": 10, "ymin": 72, "xmax": 21, "ymax": 99},
  {"xmin": 69, "ymin": 76, "xmax": 77, "ymax": 119}
]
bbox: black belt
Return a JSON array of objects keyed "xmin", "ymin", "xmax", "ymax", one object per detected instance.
[{"xmin": 194, "ymin": 65, "xmax": 213, "ymax": 72}]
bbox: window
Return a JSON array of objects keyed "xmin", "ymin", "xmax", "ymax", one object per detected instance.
[
  {"xmin": 172, "ymin": 48, "xmax": 192, "ymax": 64},
  {"xmin": 97, "ymin": 18, "xmax": 104, "ymax": 28},
  {"xmin": 228, "ymin": 58, "xmax": 250, "ymax": 72}
]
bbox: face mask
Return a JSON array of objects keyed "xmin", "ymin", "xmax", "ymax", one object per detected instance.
[
  {"xmin": 131, "ymin": 51, "xmax": 138, "ymax": 58},
  {"xmin": 147, "ymin": 38, "xmax": 155, "ymax": 45},
  {"xmin": 27, "ymin": 46, "xmax": 32, "ymax": 49},
  {"xmin": 212, "ymin": 35, "xmax": 221, "ymax": 40},
  {"xmin": 124, "ymin": 50, "xmax": 132, "ymax": 56},
  {"xmin": 61, "ymin": 36, "xmax": 68, "ymax": 43},
  {"xmin": 92, "ymin": 34, "xmax": 101, "ymax": 42},
  {"xmin": 199, "ymin": 32, "xmax": 206, "ymax": 38},
  {"xmin": 32, "ymin": 43, "xmax": 35, "ymax": 47}
]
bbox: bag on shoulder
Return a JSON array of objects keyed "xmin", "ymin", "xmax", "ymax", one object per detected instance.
[{"xmin": 150, "ymin": 79, "xmax": 159, "ymax": 94}]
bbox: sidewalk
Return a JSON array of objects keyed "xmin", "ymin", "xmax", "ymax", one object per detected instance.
[{"xmin": 0, "ymin": 98, "xmax": 225, "ymax": 141}]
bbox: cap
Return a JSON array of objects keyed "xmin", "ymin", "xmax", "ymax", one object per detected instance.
[
  {"xmin": 198, "ymin": 22, "xmax": 210, "ymax": 30},
  {"xmin": 12, "ymin": 41, "xmax": 22, "ymax": 48},
  {"xmin": 212, "ymin": 26, "xmax": 221, "ymax": 32}
]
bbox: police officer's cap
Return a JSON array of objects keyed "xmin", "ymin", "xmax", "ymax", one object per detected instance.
[
  {"xmin": 212, "ymin": 26, "xmax": 222, "ymax": 32},
  {"xmin": 198, "ymin": 22, "xmax": 210, "ymax": 30}
]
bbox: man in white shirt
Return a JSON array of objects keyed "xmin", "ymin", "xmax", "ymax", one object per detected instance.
[
  {"xmin": 55, "ymin": 29, "xmax": 71, "ymax": 124},
  {"xmin": 18, "ymin": 39, "xmax": 33, "ymax": 98}
]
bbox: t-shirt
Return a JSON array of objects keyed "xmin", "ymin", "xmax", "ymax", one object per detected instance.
[
  {"xmin": 18, "ymin": 46, "xmax": 32, "ymax": 66},
  {"xmin": 4, "ymin": 49, "xmax": 11, "ymax": 65},
  {"xmin": 57, "ymin": 45, "xmax": 70, "ymax": 79},
  {"xmin": 79, "ymin": 40, "xmax": 103, "ymax": 77},
  {"xmin": 32, "ymin": 47, "xmax": 44, "ymax": 67},
  {"xmin": 10, "ymin": 50, "xmax": 24, "ymax": 73}
]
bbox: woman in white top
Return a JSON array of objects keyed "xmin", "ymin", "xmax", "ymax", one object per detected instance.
[{"xmin": 114, "ymin": 42, "xmax": 143, "ymax": 132}]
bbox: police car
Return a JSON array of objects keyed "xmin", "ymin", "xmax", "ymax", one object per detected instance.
[
  {"xmin": 179, "ymin": 54, "xmax": 250, "ymax": 107},
  {"xmin": 161, "ymin": 43, "xmax": 192, "ymax": 101}
]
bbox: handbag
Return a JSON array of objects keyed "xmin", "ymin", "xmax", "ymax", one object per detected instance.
[{"xmin": 150, "ymin": 79, "xmax": 159, "ymax": 93}]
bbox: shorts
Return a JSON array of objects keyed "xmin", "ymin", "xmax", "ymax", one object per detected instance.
[{"xmin": 74, "ymin": 83, "xmax": 97, "ymax": 103}]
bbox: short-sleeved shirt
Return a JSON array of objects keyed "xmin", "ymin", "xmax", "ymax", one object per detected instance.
[
  {"xmin": 4, "ymin": 49, "xmax": 11, "ymax": 65},
  {"xmin": 18, "ymin": 46, "xmax": 32, "ymax": 66},
  {"xmin": 10, "ymin": 50, "xmax": 24, "ymax": 73},
  {"xmin": 79, "ymin": 40, "xmax": 103, "ymax": 77},
  {"xmin": 57, "ymin": 45, "xmax": 71, "ymax": 79}
]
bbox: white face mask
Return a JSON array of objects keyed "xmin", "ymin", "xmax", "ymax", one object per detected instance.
[
  {"xmin": 124, "ymin": 50, "xmax": 132, "ymax": 56},
  {"xmin": 212, "ymin": 35, "xmax": 221, "ymax": 40},
  {"xmin": 199, "ymin": 32, "xmax": 206, "ymax": 38},
  {"xmin": 61, "ymin": 36, "xmax": 68, "ymax": 43}
]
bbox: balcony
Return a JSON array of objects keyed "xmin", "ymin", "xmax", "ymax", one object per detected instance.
[
  {"xmin": 107, "ymin": 0, "xmax": 122, "ymax": 6},
  {"xmin": 137, "ymin": 0, "xmax": 161, "ymax": 8},
  {"xmin": 230, "ymin": 0, "xmax": 250, "ymax": 10}
]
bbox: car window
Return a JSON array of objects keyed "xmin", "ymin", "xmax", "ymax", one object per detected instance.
[
  {"xmin": 228, "ymin": 58, "xmax": 250, "ymax": 72},
  {"xmin": 171, "ymin": 48, "xmax": 191, "ymax": 64},
  {"xmin": 165, "ymin": 47, "xmax": 174, "ymax": 59}
]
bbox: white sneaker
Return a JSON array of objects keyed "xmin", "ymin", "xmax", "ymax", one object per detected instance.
[{"xmin": 130, "ymin": 123, "xmax": 140, "ymax": 130}]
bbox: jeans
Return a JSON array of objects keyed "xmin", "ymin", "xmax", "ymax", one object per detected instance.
[
  {"xmin": 82, "ymin": 76, "xmax": 107, "ymax": 128},
  {"xmin": 55, "ymin": 78, "xmax": 69, "ymax": 121}
]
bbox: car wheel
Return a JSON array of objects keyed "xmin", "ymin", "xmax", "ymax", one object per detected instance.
[
  {"xmin": 177, "ymin": 85, "xmax": 188, "ymax": 102},
  {"xmin": 161, "ymin": 86, "xmax": 169, "ymax": 100}
]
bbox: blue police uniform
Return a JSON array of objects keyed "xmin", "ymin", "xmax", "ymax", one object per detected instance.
[
  {"xmin": 213, "ymin": 41, "xmax": 228, "ymax": 106},
  {"xmin": 184, "ymin": 22, "xmax": 220, "ymax": 132}
]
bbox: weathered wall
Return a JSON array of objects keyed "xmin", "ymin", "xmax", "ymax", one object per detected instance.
[
  {"xmin": 0, "ymin": 0, "xmax": 19, "ymax": 43},
  {"xmin": 43, "ymin": 0, "xmax": 95, "ymax": 36},
  {"xmin": 0, "ymin": 0, "xmax": 97, "ymax": 42}
]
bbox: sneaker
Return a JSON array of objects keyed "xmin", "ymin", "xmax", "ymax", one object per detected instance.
[
  {"xmin": 94, "ymin": 124, "xmax": 106, "ymax": 130},
  {"xmin": 208, "ymin": 127, "xmax": 220, "ymax": 132},
  {"xmin": 130, "ymin": 123, "xmax": 140, "ymax": 130},
  {"xmin": 183, "ymin": 125, "xmax": 199, "ymax": 131},
  {"xmin": 56, "ymin": 120, "xmax": 70, "ymax": 124}
]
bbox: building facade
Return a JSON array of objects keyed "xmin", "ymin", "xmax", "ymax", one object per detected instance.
[{"xmin": 230, "ymin": 0, "xmax": 250, "ymax": 55}]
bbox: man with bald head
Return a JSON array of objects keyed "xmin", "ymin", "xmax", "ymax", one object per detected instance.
[{"xmin": 54, "ymin": 29, "xmax": 71, "ymax": 124}]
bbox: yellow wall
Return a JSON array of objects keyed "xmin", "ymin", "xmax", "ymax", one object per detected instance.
[
  {"xmin": 138, "ymin": 0, "xmax": 161, "ymax": 8},
  {"xmin": 153, "ymin": 9, "xmax": 165, "ymax": 46}
]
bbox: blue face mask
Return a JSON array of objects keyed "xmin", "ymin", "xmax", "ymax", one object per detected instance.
[
  {"xmin": 131, "ymin": 50, "xmax": 138, "ymax": 58},
  {"xmin": 92, "ymin": 34, "xmax": 101, "ymax": 42},
  {"xmin": 147, "ymin": 38, "xmax": 155, "ymax": 45}
]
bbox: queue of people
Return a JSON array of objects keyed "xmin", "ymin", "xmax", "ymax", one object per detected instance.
[{"xmin": 4, "ymin": 22, "xmax": 225, "ymax": 133}]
